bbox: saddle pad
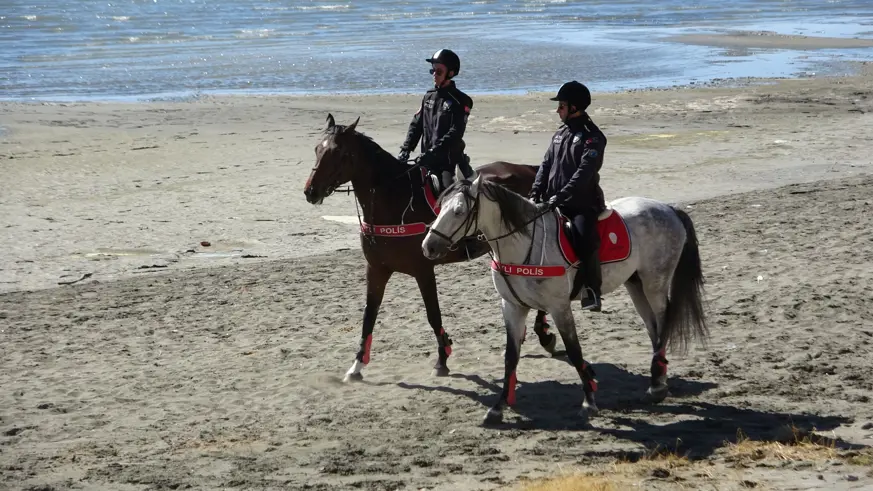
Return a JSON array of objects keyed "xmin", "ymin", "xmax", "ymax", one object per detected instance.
[{"xmin": 558, "ymin": 210, "xmax": 632, "ymax": 265}]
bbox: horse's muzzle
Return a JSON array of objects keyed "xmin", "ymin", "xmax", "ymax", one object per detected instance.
[
  {"xmin": 303, "ymin": 186, "xmax": 324, "ymax": 205},
  {"xmin": 422, "ymin": 233, "xmax": 449, "ymax": 259}
]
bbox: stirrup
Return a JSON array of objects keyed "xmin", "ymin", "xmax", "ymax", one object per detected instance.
[{"xmin": 581, "ymin": 288, "xmax": 601, "ymax": 312}]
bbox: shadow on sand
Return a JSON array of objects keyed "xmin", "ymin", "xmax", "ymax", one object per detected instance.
[{"xmin": 397, "ymin": 362, "xmax": 860, "ymax": 458}]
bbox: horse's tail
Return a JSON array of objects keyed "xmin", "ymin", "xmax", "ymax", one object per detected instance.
[{"xmin": 663, "ymin": 206, "xmax": 709, "ymax": 353}]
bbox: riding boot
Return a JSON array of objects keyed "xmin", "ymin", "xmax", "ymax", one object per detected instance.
[
  {"xmin": 458, "ymin": 155, "xmax": 475, "ymax": 180},
  {"xmin": 580, "ymin": 212, "xmax": 603, "ymax": 312},
  {"xmin": 581, "ymin": 248, "xmax": 602, "ymax": 312},
  {"xmin": 569, "ymin": 213, "xmax": 590, "ymax": 302}
]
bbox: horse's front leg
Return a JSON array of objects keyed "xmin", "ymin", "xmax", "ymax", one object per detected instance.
[
  {"xmin": 551, "ymin": 306, "xmax": 599, "ymax": 423},
  {"xmin": 415, "ymin": 267, "xmax": 453, "ymax": 377},
  {"xmin": 345, "ymin": 263, "xmax": 392, "ymax": 382},
  {"xmin": 484, "ymin": 299, "xmax": 529, "ymax": 424}
]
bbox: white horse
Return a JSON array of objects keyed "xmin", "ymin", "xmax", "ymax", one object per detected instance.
[{"xmin": 421, "ymin": 176, "xmax": 708, "ymax": 424}]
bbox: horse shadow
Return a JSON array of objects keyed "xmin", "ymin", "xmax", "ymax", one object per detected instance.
[
  {"xmin": 396, "ymin": 361, "xmax": 715, "ymax": 430},
  {"xmin": 598, "ymin": 401, "xmax": 861, "ymax": 458},
  {"xmin": 396, "ymin": 362, "xmax": 861, "ymax": 459}
]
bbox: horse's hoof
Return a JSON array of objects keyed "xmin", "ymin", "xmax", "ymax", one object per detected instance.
[
  {"xmin": 343, "ymin": 372, "xmax": 364, "ymax": 383},
  {"xmin": 643, "ymin": 385, "xmax": 669, "ymax": 404},
  {"xmin": 432, "ymin": 366, "xmax": 450, "ymax": 377},
  {"xmin": 483, "ymin": 408, "xmax": 503, "ymax": 425},
  {"xmin": 578, "ymin": 404, "xmax": 599, "ymax": 423},
  {"xmin": 541, "ymin": 333, "xmax": 558, "ymax": 354}
]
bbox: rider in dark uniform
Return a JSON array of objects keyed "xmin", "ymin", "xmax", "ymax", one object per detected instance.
[
  {"xmin": 398, "ymin": 49, "xmax": 475, "ymax": 190},
  {"xmin": 530, "ymin": 81, "xmax": 607, "ymax": 311}
]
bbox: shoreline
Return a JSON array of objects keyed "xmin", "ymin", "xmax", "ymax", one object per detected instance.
[
  {"xmin": 4, "ymin": 44, "xmax": 873, "ymax": 105},
  {"xmin": 0, "ymin": 73, "xmax": 838, "ymax": 104}
]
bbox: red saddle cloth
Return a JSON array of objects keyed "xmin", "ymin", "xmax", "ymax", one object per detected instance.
[
  {"xmin": 359, "ymin": 169, "xmax": 441, "ymax": 237},
  {"xmin": 558, "ymin": 209, "xmax": 631, "ymax": 265}
]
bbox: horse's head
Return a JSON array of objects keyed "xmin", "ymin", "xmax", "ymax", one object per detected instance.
[
  {"xmin": 422, "ymin": 176, "xmax": 482, "ymax": 259},
  {"xmin": 423, "ymin": 176, "xmax": 538, "ymax": 259},
  {"xmin": 303, "ymin": 113, "xmax": 361, "ymax": 204}
]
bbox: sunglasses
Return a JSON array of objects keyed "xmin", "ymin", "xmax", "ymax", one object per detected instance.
[{"xmin": 429, "ymin": 68, "xmax": 446, "ymax": 76}]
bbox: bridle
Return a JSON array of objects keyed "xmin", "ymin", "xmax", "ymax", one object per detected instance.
[
  {"xmin": 427, "ymin": 182, "xmax": 480, "ymax": 250},
  {"xmin": 429, "ymin": 182, "xmax": 554, "ymax": 310},
  {"xmin": 309, "ymin": 136, "xmax": 433, "ymax": 246},
  {"xmin": 311, "ymin": 148, "xmax": 421, "ymax": 199},
  {"xmin": 429, "ymin": 181, "xmax": 552, "ymax": 247}
]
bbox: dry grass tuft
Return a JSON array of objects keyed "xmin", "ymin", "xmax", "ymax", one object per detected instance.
[
  {"xmin": 725, "ymin": 426, "xmax": 837, "ymax": 464},
  {"xmin": 514, "ymin": 427, "xmax": 873, "ymax": 490},
  {"xmin": 845, "ymin": 451, "xmax": 873, "ymax": 468},
  {"xmin": 517, "ymin": 474, "xmax": 617, "ymax": 491},
  {"xmin": 516, "ymin": 446, "xmax": 693, "ymax": 491}
]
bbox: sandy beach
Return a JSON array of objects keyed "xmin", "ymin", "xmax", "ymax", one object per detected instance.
[{"xmin": 2, "ymin": 60, "xmax": 873, "ymax": 489}]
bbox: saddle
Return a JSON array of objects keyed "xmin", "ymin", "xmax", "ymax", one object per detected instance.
[
  {"xmin": 421, "ymin": 155, "xmax": 473, "ymax": 197},
  {"xmin": 556, "ymin": 207, "xmax": 614, "ymax": 263},
  {"xmin": 556, "ymin": 206, "xmax": 631, "ymax": 266}
]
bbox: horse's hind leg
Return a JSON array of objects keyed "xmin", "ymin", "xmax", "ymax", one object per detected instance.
[
  {"xmin": 345, "ymin": 264, "xmax": 392, "ymax": 382},
  {"xmin": 533, "ymin": 311, "xmax": 558, "ymax": 354},
  {"xmin": 415, "ymin": 268, "xmax": 453, "ymax": 377},
  {"xmin": 484, "ymin": 299, "xmax": 528, "ymax": 425},
  {"xmin": 625, "ymin": 274, "xmax": 670, "ymax": 403},
  {"xmin": 550, "ymin": 306, "xmax": 599, "ymax": 422}
]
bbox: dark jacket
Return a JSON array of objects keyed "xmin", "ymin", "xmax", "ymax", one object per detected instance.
[
  {"xmin": 401, "ymin": 81, "xmax": 473, "ymax": 172},
  {"xmin": 531, "ymin": 114, "xmax": 606, "ymax": 215}
]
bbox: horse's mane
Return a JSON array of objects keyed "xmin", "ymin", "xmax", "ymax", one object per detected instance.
[
  {"xmin": 324, "ymin": 124, "xmax": 401, "ymax": 178},
  {"xmin": 440, "ymin": 179, "xmax": 537, "ymax": 238}
]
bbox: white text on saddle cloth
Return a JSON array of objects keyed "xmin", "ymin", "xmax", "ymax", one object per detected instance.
[
  {"xmin": 491, "ymin": 261, "xmax": 567, "ymax": 277},
  {"xmin": 360, "ymin": 222, "xmax": 428, "ymax": 237}
]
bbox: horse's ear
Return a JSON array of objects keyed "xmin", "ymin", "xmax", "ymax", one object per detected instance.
[
  {"xmin": 469, "ymin": 174, "xmax": 482, "ymax": 195},
  {"xmin": 457, "ymin": 165, "xmax": 477, "ymax": 183},
  {"xmin": 325, "ymin": 113, "xmax": 336, "ymax": 130},
  {"xmin": 344, "ymin": 116, "xmax": 360, "ymax": 134}
]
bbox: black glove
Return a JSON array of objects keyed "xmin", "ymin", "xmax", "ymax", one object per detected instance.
[
  {"xmin": 397, "ymin": 149, "xmax": 410, "ymax": 162},
  {"xmin": 546, "ymin": 195, "xmax": 561, "ymax": 210},
  {"xmin": 528, "ymin": 193, "xmax": 541, "ymax": 204}
]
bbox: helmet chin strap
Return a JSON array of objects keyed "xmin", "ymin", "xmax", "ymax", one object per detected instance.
[
  {"xmin": 562, "ymin": 103, "xmax": 584, "ymax": 123},
  {"xmin": 429, "ymin": 67, "xmax": 455, "ymax": 87}
]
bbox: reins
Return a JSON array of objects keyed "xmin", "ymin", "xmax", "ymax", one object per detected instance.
[
  {"xmin": 328, "ymin": 157, "xmax": 421, "ymax": 195},
  {"xmin": 431, "ymin": 182, "xmax": 553, "ymax": 310},
  {"xmin": 436, "ymin": 182, "xmax": 551, "ymax": 243}
]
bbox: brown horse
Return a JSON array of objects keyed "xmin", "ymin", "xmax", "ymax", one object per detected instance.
[{"xmin": 303, "ymin": 114, "xmax": 554, "ymax": 381}]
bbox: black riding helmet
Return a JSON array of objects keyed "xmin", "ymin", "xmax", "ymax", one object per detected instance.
[
  {"xmin": 426, "ymin": 49, "xmax": 460, "ymax": 78},
  {"xmin": 550, "ymin": 80, "xmax": 591, "ymax": 112}
]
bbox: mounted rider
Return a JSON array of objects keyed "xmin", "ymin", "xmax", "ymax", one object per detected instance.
[
  {"xmin": 398, "ymin": 49, "xmax": 476, "ymax": 191},
  {"xmin": 529, "ymin": 81, "xmax": 607, "ymax": 312}
]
